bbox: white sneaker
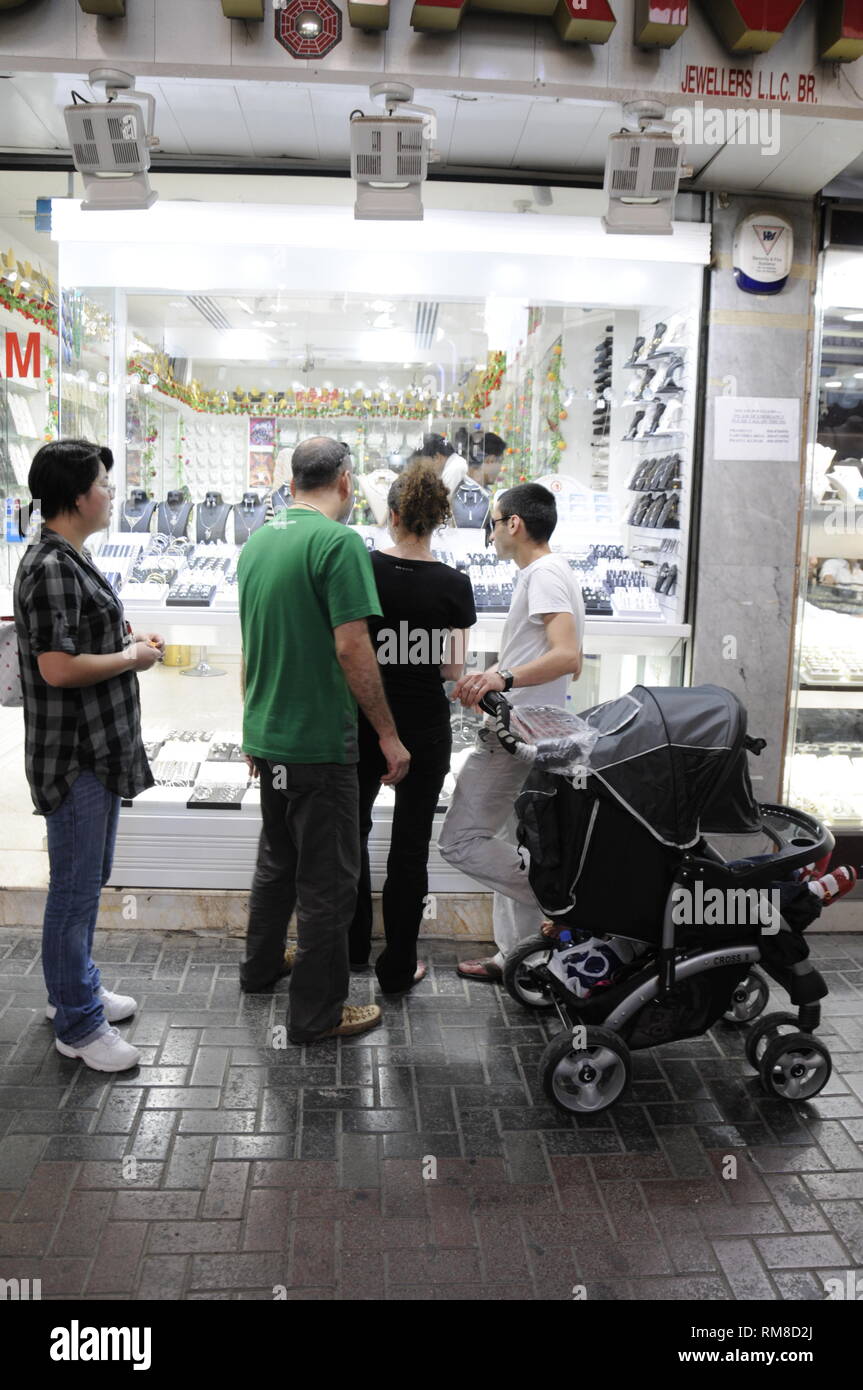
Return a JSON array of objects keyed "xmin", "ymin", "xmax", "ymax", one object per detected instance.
[
  {"xmin": 55, "ymin": 1026, "xmax": 141, "ymax": 1073},
  {"xmin": 46, "ymin": 986, "xmax": 137, "ymax": 1024}
]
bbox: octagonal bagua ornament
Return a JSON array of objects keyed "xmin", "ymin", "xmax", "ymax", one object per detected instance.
[{"xmin": 275, "ymin": 0, "xmax": 343, "ymax": 59}]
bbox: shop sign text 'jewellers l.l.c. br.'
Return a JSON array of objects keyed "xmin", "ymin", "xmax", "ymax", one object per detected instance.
[{"xmin": 343, "ymin": 1, "xmax": 863, "ymax": 64}]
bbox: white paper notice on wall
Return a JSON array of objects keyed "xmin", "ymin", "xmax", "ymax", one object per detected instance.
[{"xmin": 713, "ymin": 396, "xmax": 800, "ymax": 462}]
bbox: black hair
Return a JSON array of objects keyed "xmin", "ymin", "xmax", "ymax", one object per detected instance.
[
  {"xmin": 414, "ymin": 433, "xmax": 449, "ymax": 461},
  {"xmin": 28, "ymin": 438, "xmax": 113, "ymax": 521},
  {"xmin": 496, "ymin": 483, "xmax": 557, "ymax": 543},
  {"xmin": 291, "ymin": 436, "xmax": 350, "ymax": 491},
  {"xmin": 387, "ymin": 463, "xmax": 450, "ymax": 537},
  {"xmin": 483, "ymin": 432, "xmax": 507, "ymax": 457}
]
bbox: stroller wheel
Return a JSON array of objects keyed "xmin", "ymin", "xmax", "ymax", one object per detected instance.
[
  {"xmin": 759, "ymin": 1033, "xmax": 832, "ymax": 1101},
  {"xmin": 723, "ymin": 968, "xmax": 769, "ymax": 1025},
  {"xmin": 744, "ymin": 1011, "xmax": 800, "ymax": 1070},
  {"xmin": 502, "ymin": 934, "xmax": 556, "ymax": 1011},
  {"xmin": 540, "ymin": 1026, "xmax": 631, "ymax": 1116}
]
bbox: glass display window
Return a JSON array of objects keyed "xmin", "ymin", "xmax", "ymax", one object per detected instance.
[
  {"xmin": 1, "ymin": 178, "xmax": 708, "ymax": 890},
  {"xmin": 786, "ymin": 247, "xmax": 863, "ymax": 837}
]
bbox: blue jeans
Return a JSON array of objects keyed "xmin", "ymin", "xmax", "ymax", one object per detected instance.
[{"xmin": 43, "ymin": 771, "xmax": 120, "ymax": 1047}]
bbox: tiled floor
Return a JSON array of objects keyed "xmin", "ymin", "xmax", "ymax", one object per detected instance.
[{"xmin": 1, "ymin": 926, "xmax": 862, "ymax": 1301}]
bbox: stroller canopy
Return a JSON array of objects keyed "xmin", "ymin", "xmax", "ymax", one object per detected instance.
[{"xmin": 581, "ymin": 684, "xmax": 762, "ymax": 850}]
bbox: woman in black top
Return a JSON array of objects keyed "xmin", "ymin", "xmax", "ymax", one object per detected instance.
[{"xmin": 349, "ymin": 465, "xmax": 476, "ymax": 991}]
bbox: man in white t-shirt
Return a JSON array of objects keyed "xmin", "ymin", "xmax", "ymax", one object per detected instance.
[{"xmin": 439, "ymin": 483, "xmax": 585, "ymax": 980}]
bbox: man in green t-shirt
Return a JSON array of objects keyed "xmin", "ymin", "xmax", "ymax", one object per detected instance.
[{"xmin": 238, "ymin": 437, "xmax": 410, "ymax": 1043}]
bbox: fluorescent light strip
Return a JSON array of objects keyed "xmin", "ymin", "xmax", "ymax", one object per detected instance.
[{"xmin": 51, "ymin": 200, "xmax": 711, "ymax": 265}]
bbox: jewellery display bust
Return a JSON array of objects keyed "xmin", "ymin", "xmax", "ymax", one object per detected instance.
[
  {"xmin": 196, "ymin": 492, "xmax": 231, "ymax": 544},
  {"xmin": 271, "ymin": 483, "xmax": 292, "ymax": 513},
  {"xmin": 233, "ymin": 492, "xmax": 268, "ymax": 544},
  {"xmin": 450, "ymin": 477, "xmax": 490, "ymax": 529},
  {"xmin": 358, "ymin": 468, "xmax": 397, "ymax": 526},
  {"xmin": 120, "ymin": 489, "xmax": 156, "ymax": 534},
  {"xmin": 157, "ymin": 491, "xmax": 193, "ymax": 539}
]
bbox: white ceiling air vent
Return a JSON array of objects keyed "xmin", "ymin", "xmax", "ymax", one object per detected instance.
[
  {"xmin": 414, "ymin": 301, "xmax": 439, "ymax": 351},
  {"xmin": 63, "ymin": 68, "xmax": 158, "ymax": 212},
  {"xmin": 603, "ymin": 101, "xmax": 683, "ymax": 236},
  {"xmin": 350, "ymin": 82, "xmax": 435, "ymax": 222}
]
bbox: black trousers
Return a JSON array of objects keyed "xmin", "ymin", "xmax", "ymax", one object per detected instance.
[
  {"xmin": 349, "ymin": 717, "xmax": 451, "ymax": 991},
  {"xmin": 241, "ymin": 758, "xmax": 360, "ymax": 1041}
]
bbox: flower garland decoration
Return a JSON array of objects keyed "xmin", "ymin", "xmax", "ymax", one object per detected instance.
[
  {"xmin": 465, "ymin": 351, "xmax": 506, "ymax": 415},
  {"xmin": 43, "ymin": 343, "xmax": 59, "ymax": 440},
  {"xmin": 545, "ymin": 339, "xmax": 566, "ymax": 471},
  {"xmin": 0, "ymin": 280, "xmax": 58, "ymax": 334},
  {"xmin": 126, "ymin": 354, "xmax": 484, "ymax": 422},
  {"xmin": 514, "ymin": 369, "xmax": 534, "ymax": 483},
  {"xmin": 141, "ymin": 414, "xmax": 159, "ymax": 488},
  {"xmin": 175, "ymin": 419, "xmax": 188, "ymax": 492}
]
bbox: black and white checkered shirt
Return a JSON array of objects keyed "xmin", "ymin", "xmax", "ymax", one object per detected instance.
[{"xmin": 13, "ymin": 527, "xmax": 154, "ymax": 815}]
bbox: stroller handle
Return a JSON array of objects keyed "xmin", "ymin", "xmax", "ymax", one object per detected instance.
[{"xmin": 478, "ymin": 691, "xmax": 525, "ymax": 755}]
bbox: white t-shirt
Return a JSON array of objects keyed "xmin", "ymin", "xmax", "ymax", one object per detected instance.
[
  {"xmin": 498, "ymin": 553, "xmax": 585, "ymax": 709},
  {"xmin": 442, "ymin": 454, "xmax": 469, "ymax": 498}
]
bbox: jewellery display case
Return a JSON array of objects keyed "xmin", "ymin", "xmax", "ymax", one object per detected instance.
[
  {"xmin": 0, "ymin": 184, "xmax": 709, "ymax": 889},
  {"xmin": 786, "ymin": 252, "xmax": 863, "ymax": 840}
]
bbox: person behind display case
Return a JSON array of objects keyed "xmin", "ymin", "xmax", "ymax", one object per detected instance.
[
  {"xmin": 469, "ymin": 432, "xmax": 507, "ymax": 490},
  {"xmin": 408, "ymin": 433, "xmax": 467, "ymax": 500},
  {"xmin": 348, "ymin": 463, "xmax": 477, "ymax": 991},
  {"xmin": 237, "ymin": 436, "xmax": 410, "ymax": 1043},
  {"xmin": 12, "ymin": 439, "xmax": 164, "ymax": 1074}
]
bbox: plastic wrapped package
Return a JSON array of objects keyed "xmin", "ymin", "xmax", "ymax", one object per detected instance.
[{"xmin": 504, "ymin": 705, "xmax": 600, "ymax": 776}]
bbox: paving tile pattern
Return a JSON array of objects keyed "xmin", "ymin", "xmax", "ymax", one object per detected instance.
[{"xmin": 0, "ymin": 927, "xmax": 862, "ymax": 1300}]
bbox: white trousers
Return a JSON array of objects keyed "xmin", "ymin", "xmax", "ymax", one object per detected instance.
[{"xmin": 439, "ymin": 728, "xmax": 545, "ymax": 963}]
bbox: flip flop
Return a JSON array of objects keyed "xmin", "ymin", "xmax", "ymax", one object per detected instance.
[{"xmin": 456, "ymin": 958, "xmax": 503, "ymax": 982}]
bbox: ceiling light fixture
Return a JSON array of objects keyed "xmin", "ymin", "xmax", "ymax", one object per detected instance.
[
  {"xmin": 603, "ymin": 100, "xmax": 684, "ymax": 237},
  {"xmin": 63, "ymin": 68, "xmax": 159, "ymax": 212},
  {"xmin": 824, "ymin": 378, "xmax": 844, "ymax": 387},
  {"xmin": 351, "ymin": 82, "xmax": 437, "ymax": 222},
  {"xmin": 843, "ymin": 312, "xmax": 863, "ymax": 322}
]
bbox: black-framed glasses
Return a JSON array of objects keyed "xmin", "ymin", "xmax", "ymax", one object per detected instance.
[{"xmin": 490, "ymin": 515, "xmax": 512, "ymax": 529}]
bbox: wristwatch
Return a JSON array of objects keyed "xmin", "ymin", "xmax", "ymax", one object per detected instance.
[{"xmin": 498, "ymin": 668, "xmax": 515, "ymax": 692}]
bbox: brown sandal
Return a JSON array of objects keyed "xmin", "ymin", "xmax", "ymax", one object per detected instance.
[{"xmin": 456, "ymin": 958, "xmax": 503, "ymax": 982}]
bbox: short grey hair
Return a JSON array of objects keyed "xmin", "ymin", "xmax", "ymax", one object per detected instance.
[{"xmin": 291, "ymin": 436, "xmax": 350, "ymax": 491}]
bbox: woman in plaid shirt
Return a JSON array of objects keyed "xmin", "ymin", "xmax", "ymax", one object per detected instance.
[{"xmin": 14, "ymin": 440, "xmax": 164, "ymax": 1073}]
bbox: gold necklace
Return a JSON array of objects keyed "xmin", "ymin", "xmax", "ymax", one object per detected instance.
[{"xmin": 290, "ymin": 502, "xmax": 327, "ymax": 518}]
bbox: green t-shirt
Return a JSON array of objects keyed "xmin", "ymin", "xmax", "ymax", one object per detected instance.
[{"xmin": 238, "ymin": 509, "xmax": 382, "ymax": 764}]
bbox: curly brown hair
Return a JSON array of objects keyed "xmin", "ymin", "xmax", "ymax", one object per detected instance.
[{"xmin": 387, "ymin": 462, "xmax": 450, "ymax": 537}]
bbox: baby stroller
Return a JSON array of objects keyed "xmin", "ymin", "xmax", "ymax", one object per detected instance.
[{"xmin": 480, "ymin": 685, "xmax": 835, "ymax": 1118}]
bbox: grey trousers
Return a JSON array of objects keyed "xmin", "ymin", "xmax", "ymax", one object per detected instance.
[
  {"xmin": 242, "ymin": 758, "xmax": 360, "ymax": 1040},
  {"xmin": 439, "ymin": 728, "xmax": 545, "ymax": 964}
]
